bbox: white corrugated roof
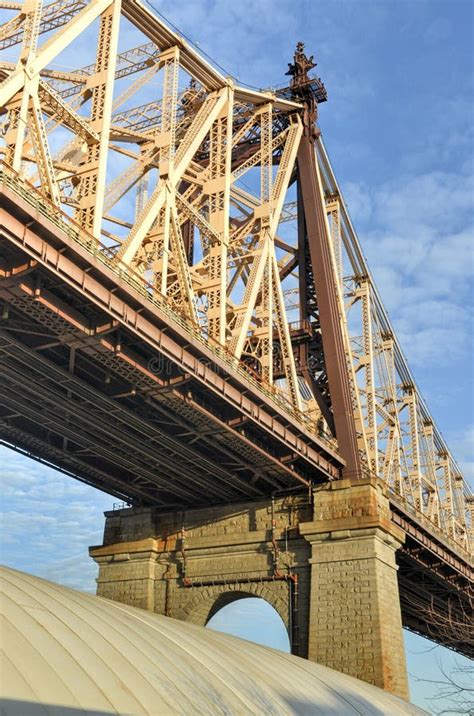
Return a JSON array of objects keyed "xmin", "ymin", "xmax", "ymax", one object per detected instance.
[{"xmin": 0, "ymin": 566, "xmax": 426, "ymax": 715}]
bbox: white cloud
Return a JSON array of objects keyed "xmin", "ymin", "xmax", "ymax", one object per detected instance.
[
  {"xmin": 343, "ymin": 163, "xmax": 473, "ymax": 370},
  {"xmin": 0, "ymin": 447, "xmax": 114, "ymax": 592},
  {"xmin": 373, "ymin": 171, "xmax": 473, "ymax": 231},
  {"xmin": 447, "ymin": 424, "xmax": 474, "ymax": 486}
]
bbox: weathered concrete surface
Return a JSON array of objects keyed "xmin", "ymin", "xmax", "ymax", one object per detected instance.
[{"xmin": 90, "ymin": 477, "xmax": 408, "ymax": 699}]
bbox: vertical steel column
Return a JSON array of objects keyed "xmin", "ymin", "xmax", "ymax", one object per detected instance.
[{"xmin": 297, "ymin": 130, "xmax": 362, "ymax": 478}]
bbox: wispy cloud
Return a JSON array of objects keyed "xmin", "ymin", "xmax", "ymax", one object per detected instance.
[
  {"xmin": 344, "ymin": 165, "xmax": 473, "ymax": 370},
  {"xmin": 448, "ymin": 423, "xmax": 474, "ymax": 483},
  {"xmin": 0, "ymin": 447, "xmax": 114, "ymax": 592}
]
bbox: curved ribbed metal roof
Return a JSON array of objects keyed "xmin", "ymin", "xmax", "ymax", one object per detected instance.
[{"xmin": 0, "ymin": 566, "xmax": 426, "ymax": 715}]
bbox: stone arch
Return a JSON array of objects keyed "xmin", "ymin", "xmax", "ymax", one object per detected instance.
[
  {"xmin": 178, "ymin": 582, "xmax": 290, "ymax": 634},
  {"xmin": 206, "ymin": 591, "xmax": 252, "ymax": 624}
]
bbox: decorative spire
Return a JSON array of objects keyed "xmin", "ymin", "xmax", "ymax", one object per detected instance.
[
  {"xmin": 286, "ymin": 41, "xmax": 317, "ymax": 87},
  {"xmin": 281, "ymin": 42, "xmax": 327, "ymax": 122}
]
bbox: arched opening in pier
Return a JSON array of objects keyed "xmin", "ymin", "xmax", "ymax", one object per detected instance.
[{"xmin": 206, "ymin": 594, "xmax": 291, "ymax": 653}]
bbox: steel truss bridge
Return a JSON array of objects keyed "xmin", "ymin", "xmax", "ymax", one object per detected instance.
[{"xmin": 0, "ymin": 0, "xmax": 472, "ymax": 656}]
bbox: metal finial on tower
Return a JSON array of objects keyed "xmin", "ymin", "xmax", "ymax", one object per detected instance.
[
  {"xmin": 279, "ymin": 43, "xmax": 327, "ymax": 115},
  {"xmin": 286, "ymin": 41, "xmax": 317, "ymax": 87}
]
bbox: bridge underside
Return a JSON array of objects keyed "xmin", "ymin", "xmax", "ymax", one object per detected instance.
[
  {"xmin": 0, "ymin": 190, "xmax": 342, "ymax": 508},
  {"xmin": 395, "ymin": 523, "xmax": 473, "ymax": 657}
]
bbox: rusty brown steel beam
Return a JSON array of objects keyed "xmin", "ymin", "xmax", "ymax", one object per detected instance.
[
  {"xmin": 297, "ymin": 135, "xmax": 362, "ymax": 479},
  {"xmin": 398, "ymin": 571, "xmax": 473, "ymax": 658},
  {"xmin": 0, "ymin": 425, "xmax": 148, "ymax": 504}
]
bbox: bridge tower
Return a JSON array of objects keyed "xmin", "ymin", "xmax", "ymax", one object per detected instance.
[{"xmin": 90, "ymin": 41, "xmax": 408, "ymax": 699}]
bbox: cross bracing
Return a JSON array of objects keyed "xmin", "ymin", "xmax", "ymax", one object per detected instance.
[{"xmin": 0, "ymin": 0, "xmax": 472, "ymax": 561}]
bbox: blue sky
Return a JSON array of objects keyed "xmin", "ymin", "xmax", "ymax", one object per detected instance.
[{"xmin": 1, "ymin": 0, "xmax": 473, "ymax": 713}]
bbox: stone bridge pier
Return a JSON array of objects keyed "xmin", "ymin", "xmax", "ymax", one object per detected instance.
[{"xmin": 90, "ymin": 477, "xmax": 409, "ymax": 699}]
